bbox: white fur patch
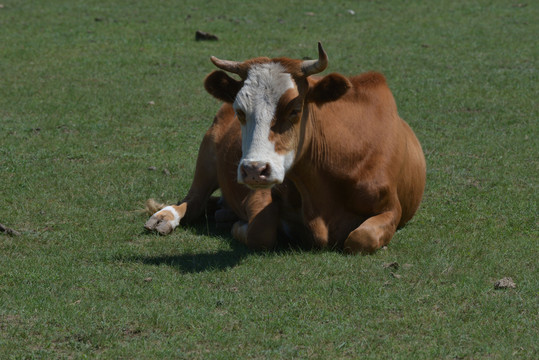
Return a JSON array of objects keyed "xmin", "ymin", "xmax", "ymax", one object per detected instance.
[
  {"xmin": 160, "ymin": 206, "xmax": 181, "ymax": 228},
  {"xmin": 233, "ymin": 62, "xmax": 296, "ymax": 184}
]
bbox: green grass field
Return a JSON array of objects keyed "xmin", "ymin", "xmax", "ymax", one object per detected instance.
[{"xmin": 1, "ymin": 0, "xmax": 537, "ymax": 358}]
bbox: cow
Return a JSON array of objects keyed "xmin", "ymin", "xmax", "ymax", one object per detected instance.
[{"xmin": 145, "ymin": 43, "xmax": 426, "ymax": 254}]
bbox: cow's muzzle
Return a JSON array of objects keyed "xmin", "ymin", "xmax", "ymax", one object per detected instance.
[{"xmin": 238, "ymin": 161, "xmax": 276, "ymax": 188}]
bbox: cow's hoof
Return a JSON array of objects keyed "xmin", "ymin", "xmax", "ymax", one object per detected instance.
[
  {"xmin": 144, "ymin": 216, "xmax": 173, "ymax": 235},
  {"xmin": 231, "ymin": 221, "xmax": 248, "ymax": 245},
  {"xmin": 144, "ymin": 206, "xmax": 182, "ymax": 235}
]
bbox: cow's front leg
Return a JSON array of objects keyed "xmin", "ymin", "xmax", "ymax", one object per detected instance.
[
  {"xmin": 231, "ymin": 190, "xmax": 280, "ymax": 250},
  {"xmin": 343, "ymin": 207, "xmax": 401, "ymax": 254},
  {"xmin": 145, "ymin": 129, "xmax": 219, "ymax": 235}
]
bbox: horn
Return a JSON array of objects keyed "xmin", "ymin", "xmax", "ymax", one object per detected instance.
[
  {"xmin": 301, "ymin": 42, "xmax": 328, "ymax": 76},
  {"xmin": 210, "ymin": 56, "xmax": 247, "ymax": 78}
]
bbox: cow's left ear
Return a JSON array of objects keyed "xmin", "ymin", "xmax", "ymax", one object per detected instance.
[
  {"xmin": 306, "ymin": 73, "xmax": 352, "ymax": 105},
  {"xmin": 204, "ymin": 70, "xmax": 244, "ymax": 103}
]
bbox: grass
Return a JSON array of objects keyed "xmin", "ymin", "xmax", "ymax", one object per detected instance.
[{"xmin": 1, "ymin": 0, "xmax": 537, "ymax": 358}]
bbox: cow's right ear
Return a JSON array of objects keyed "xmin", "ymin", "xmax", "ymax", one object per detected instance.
[{"xmin": 204, "ymin": 70, "xmax": 243, "ymax": 103}]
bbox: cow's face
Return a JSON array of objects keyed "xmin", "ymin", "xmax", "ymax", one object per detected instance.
[
  {"xmin": 232, "ymin": 62, "xmax": 302, "ymax": 188},
  {"xmin": 204, "ymin": 43, "xmax": 350, "ymax": 189}
]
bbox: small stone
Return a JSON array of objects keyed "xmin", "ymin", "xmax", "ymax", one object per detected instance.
[
  {"xmin": 144, "ymin": 277, "xmax": 153, "ymax": 282},
  {"xmin": 494, "ymin": 277, "xmax": 516, "ymax": 289},
  {"xmin": 148, "ymin": 166, "xmax": 157, "ymax": 171}
]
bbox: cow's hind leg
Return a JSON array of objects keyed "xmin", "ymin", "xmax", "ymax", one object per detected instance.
[
  {"xmin": 343, "ymin": 207, "xmax": 401, "ymax": 254},
  {"xmin": 145, "ymin": 133, "xmax": 219, "ymax": 235}
]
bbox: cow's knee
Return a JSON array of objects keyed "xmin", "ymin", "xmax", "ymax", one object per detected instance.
[
  {"xmin": 232, "ymin": 221, "xmax": 277, "ymax": 251},
  {"xmin": 343, "ymin": 226, "xmax": 382, "ymax": 254},
  {"xmin": 343, "ymin": 213, "xmax": 398, "ymax": 254}
]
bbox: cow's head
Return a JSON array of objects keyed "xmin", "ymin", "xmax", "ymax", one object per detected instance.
[{"xmin": 204, "ymin": 43, "xmax": 351, "ymax": 189}]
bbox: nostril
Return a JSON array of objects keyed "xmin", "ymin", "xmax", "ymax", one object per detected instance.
[
  {"xmin": 260, "ymin": 163, "xmax": 271, "ymax": 178},
  {"xmin": 240, "ymin": 165, "xmax": 248, "ymax": 179}
]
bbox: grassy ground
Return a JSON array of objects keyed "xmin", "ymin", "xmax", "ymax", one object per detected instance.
[{"xmin": 1, "ymin": 0, "xmax": 537, "ymax": 358}]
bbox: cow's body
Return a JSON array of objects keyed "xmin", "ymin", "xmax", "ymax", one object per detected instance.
[{"xmin": 145, "ymin": 44, "xmax": 426, "ymax": 253}]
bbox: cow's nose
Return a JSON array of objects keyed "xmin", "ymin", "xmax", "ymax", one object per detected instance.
[{"xmin": 240, "ymin": 162, "xmax": 271, "ymax": 184}]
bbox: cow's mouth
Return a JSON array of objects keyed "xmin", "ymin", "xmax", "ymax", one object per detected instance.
[{"xmin": 239, "ymin": 179, "xmax": 280, "ymax": 190}]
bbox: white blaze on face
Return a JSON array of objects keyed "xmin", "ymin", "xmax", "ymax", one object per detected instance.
[{"xmin": 233, "ymin": 62, "xmax": 296, "ymax": 185}]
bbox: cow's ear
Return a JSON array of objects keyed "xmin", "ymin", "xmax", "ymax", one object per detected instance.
[
  {"xmin": 306, "ymin": 73, "xmax": 351, "ymax": 105},
  {"xmin": 204, "ymin": 70, "xmax": 243, "ymax": 103}
]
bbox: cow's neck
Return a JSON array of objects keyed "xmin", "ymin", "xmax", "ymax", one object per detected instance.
[{"xmin": 299, "ymin": 102, "xmax": 325, "ymax": 163}]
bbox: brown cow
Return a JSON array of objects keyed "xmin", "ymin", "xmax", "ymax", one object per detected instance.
[{"xmin": 145, "ymin": 43, "xmax": 426, "ymax": 254}]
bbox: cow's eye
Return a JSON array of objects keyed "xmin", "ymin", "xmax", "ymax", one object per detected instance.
[
  {"xmin": 236, "ymin": 109, "xmax": 246, "ymax": 125},
  {"xmin": 289, "ymin": 108, "xmax": 301, "ymax": 122}
]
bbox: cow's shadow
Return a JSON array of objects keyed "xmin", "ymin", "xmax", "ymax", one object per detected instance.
[
  {"xmin": 133, "ymin": 248, "xmax": 247, "ymax": 273},
  {"xmin": 127, "ymin": 220, "xmax": 254, "ymax": 274},
  {"xmin": 127, "ymin": 210, "xmax": 339, "ymax": 273}
]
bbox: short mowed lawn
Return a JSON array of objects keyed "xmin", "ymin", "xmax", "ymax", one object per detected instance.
[{"xmin": 1, "ymin": 1, "xmax": 537, "ymax": 359}]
